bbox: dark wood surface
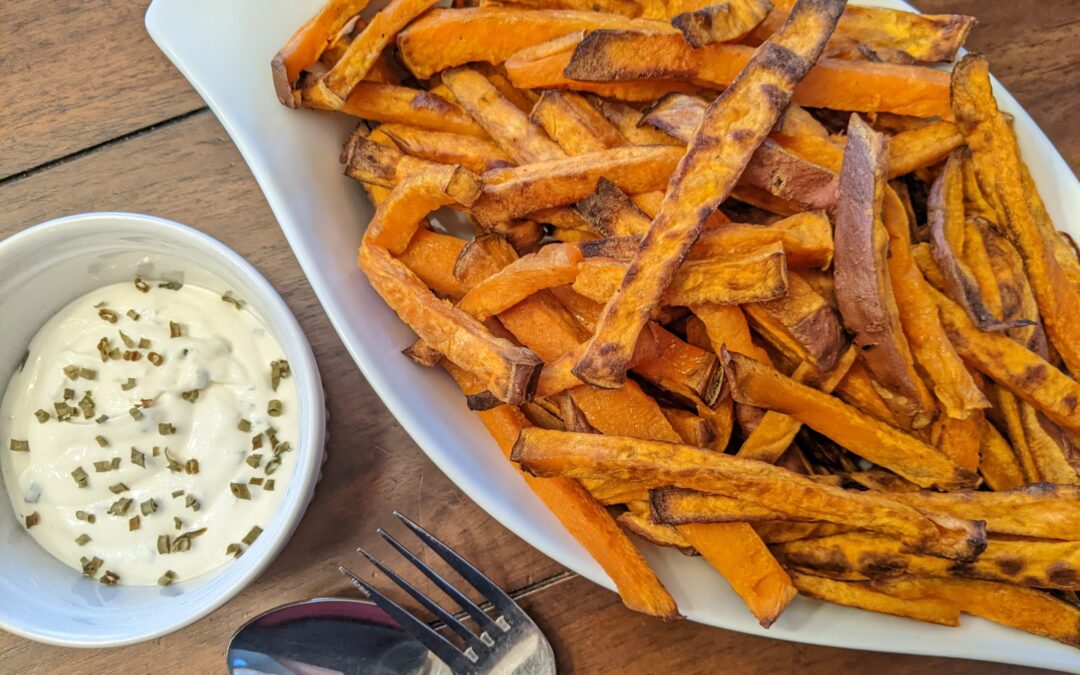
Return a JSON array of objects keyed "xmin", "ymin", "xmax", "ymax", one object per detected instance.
[{"xmin": 0, "ymin": 1, "xmax": 1076, "ymax": 672}]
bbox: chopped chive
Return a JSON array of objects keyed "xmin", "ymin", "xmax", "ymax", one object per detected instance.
[
  {"xmin": 238, "ymin": 419, "xmax": 251, "ymax": 433},
  {"xmin": 147, "ymin": 352, "xmax": 163, "ymax": 366},
  {"xmin": 81, "ymin": 556, "xmax": 103, "ymax": 577},
  {"xmin": 140, "ymin": 499, "xmax": 157, "ymax": 516},
  {"xmin": 95, "ymin": 414, "xmax": 109, "ymax": 424},
  {"xmin": 9, "ymin": 439, "xmax": 29, "ymax": 452},
  {"xmin": 64, "ymin": 388, "xmax": 75, "ymax": 401},
  {"xmin": 264, "ymin": 458, "xmax": 281, "ymax": 476},
  {"xmin": 95, "ymin": 435, "xmax": 109, "ymax": 448},
  {"xmin": 119, "ymin": 331, "xmax": 135, "ymax": 349},
  {"xmin": 54, "ymin": 402, "xmax": 75, "ymax": 422},
  {"xmin": 97, "ymin": 338, "xmax": 111, "ymax": 362},
  {"xmin": 159, "ymin": 280, "xmax": 182, "ymax": 291},
  {"xmin": 153, "ymin": 446, "xmax": 162, "ymax": 457},
  {"xmin": 221, "ymin": 291, "xmax": 245, "ymax": 310},
  {"xmin": 264, "ymin": 479, "xmax": 275, "ymax": 491},
  {"xmin": 121, "ymin": 377, "xmax": 137, "ymax": 391},
  {"xmin": 134, "ymin": 277, "xmax": 150, "ymax": 293},
  {"xmin": 185, "ymin": 494, "xmax": 200, "ymax": 512},
  {"xmin": 157, "ymin": 534, "xmax": 171, "ymax": 554},
  {"xmin": 111, "ymin": 457, "xmax": 121, "ymax": 470},
  {"xmin": 75, "ymin": 533, "xmax": 91, "ymax": 546},
  {"xmin": 99, "ymin": 309, "xmax": 119, "ymax": 324},
  {"xmin": 25, "ymin": 512, "xmax": 40, "ymax": 528},
  {"xmin": 230, "ymin": 483, "xmax": 251, "ymax": 500},
  {"xmin": 140, "ymin": 398, "xmax": 154, "ymax": 408},
  {"xmin": 164, "ymin": 448, "xmax": 183, "ymax": 473},
  {"xmin": 245, "ymin": 454, "xmax": 262, "ymax": 469},
  {"xmin": 174, "ymin": 516, "xmax": 182, "ymax": 531},
  {"xmin": 108, "ymin": 483, "xmax": 129, "ymax": 494},
  {"xmin": 171, "ymin": 528, "xmax": 206, "ymax": 554},
  {"xmin": 63, "ymin": 364, "xmax": 81, "ymax": 380},
  {"xmin": 76, "ymin": 510, "xmax": 96, "ymax": 524},
  {"xmin": 159, "ymin": 423, "xmax": 176, "ymax": 436},
  {"xmin": 138, "ymin": 338, "xmax": 151, "ymax": 351},
  {"xmin": 171, "ymin": 489, "xmax": 184, "ymax": 498},
  {"xmin": 93, "ymin": 460, "xmax": 114, "ymax": 473},
  {"xmin": 131, "ymin": 448, "xmax": 146, "ymax": 468},
  {"xmin": 126, "ymin": 309, "xmax": 141, "ymax": 321},
  {"xmin": 274, "ymin": 441, "xmax": 291, "ymax": 455},
  {"xmin": 108, "ymin": 497, "xmax": 133, "ymax": 516},
  {"xmin": 100, "ymin": 570, "xmax": 119, "ymax": 586},
  {"xmin": 252, "ymin": 434, "xmax": 263, "ymax": 450},
  {"xmin": 123, "ymin": 350, "xmax": 142, "ymax": 362},
  {"xmin": 241, "ymin": 526, "xmax": 263, "ymax": 546},
  {"xmin": 34, "ymin": 409, "xmax": 50, "ymax": 424},
  {"xmin": 72, "ymin": 467, "xmax": 89, "ymax": 488},
  {"xmin": 181, "ymin": 389, "xmax": 200, "ymax": 403},
  {"xmin": 184, "ymin": 459, "xmax": 199, "ymax": 475},
  {"xmin": 109, "ymin": 347, "xmax": 122, "ymax": 360},
  {"xmin": 158, "ymin": 570, "xmax": 177, "ymax": 587},
  {"xmin": 169, "ymin": 321, "xmax": 182, "ymax": 338},
  {"xmin": 267, "ymin": 400, "xmax": 283, "ymax": 417},
  {"xmin": 79, "ymin": 391, "xmax": 96, "ymax": 419},
  {"xmin": 270, "ymin": 360, "xmax": 291, "ymax": 391},
  {"xmin": 129, "ymin": 515, "xmax": 141, "ymax": 531},
  {"xmin": 80, "ymin": 368, "xmax": 97, "ymax": 380},
  {"xmin": 249, "ymin": 477, "xmax": 264, "ymax": 486},
  {"xmin": 129, "ymin": 407, "xmax": 144, "ymax": 421},
  {"xmin": 226, "ymin": 543, "xmax": 243, "ymax": 558}
]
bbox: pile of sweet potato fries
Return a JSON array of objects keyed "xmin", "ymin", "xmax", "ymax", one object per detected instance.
[{"xmin": 274, "ymin": 0, "xmax": 1080, "ymax": 646}]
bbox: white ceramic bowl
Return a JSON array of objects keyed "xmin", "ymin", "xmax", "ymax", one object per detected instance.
[{"xmin": 0, "ymin": 212, "xmax": 325, "ymax": 647}]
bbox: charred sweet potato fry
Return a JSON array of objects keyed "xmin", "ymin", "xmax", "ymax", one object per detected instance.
[
  {"xmin": 634, "ymin": 326, "xmax": 724, "ymax": 405},
  {"xmin": 397, "ymin": 8, "xmax": 677, "ymax": 79},
  {"xmin": 638, "ymin": 93, "xmax": 710, "ymax": 142},
  {"xmin": 751, "ymin": 0, "xmax": 974, "ymax": 64},
  {"xmin": 789, "ymin": 572, "xmax": 960, "ymax": 626},
  {"xmin": 471, "ymin": 146, "xmax": 683, "ymax": 226},
  {"xmin": 530, "ymin": 90, "xmax": 627, "ymax": 154},
  {"xmin": 743, "ymin": 271, "xmax": 847, "ymax": 372},
  {"xmin": 272, "ymin": 0, "xmax": 370, "ymax": 107},
  {"xmin": 365, "ymin": 165, "xmax": 483, "ymax": 254},
  {"xmin": 512, "ymin": 428, "xmax": 986, "ymax": 560},
  {"xmin": 318, "ymin": 82, "xmax": 488, "ymax": 137},
  {"xmin": 573, "ymin": 0, "xmax": 844, "ymax": 389},
  {"xmin": 444, "ymin": 364, "xmax": 680, "ymax": 618},
  {"xmin": 653, "ymin": 487, "xmax": 800, "ymax": 524},
  {"xmin": 723, "ymin": 350, "xmax": 979, "ymax": 490},
  {"xmin": 359, "ymin": 242, "xmax": 541, "ymax": 403},
  {"xmin": 952, "ymin": 54, "xmax": 1080, "ymax": 379},
  {"xmin": 575, "ymin": 178, "xmax": 653, "ymax": 237},
  {"xmin": 834, "ymin": 114, "xmax": 935, "ymax": 430},
  {"xmin": 876, "ymin": 577, "xmax": 1080, "ymax": 648},
  {"xmin": 671, "ymin": 0, "xmax": 772, "ymax": 48},
  {"xmin": 573, "ymin": 242, "xmax": 788, "ymax": 307},
  {"xmin": 379, "ymin": 124, "xmax": 514, "ymax": 173},
  {"xmin": 587, "ymin": 95, "xmax": 684, "ymax": 147},
  {"xmin": 493, "ymin": 0, "xmax": 645, "ymax": 17},
  {"xmin": 559, "ymin": 31, "xmax": 952, "ymax": 118}
]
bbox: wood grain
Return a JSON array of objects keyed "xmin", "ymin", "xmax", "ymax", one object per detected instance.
[{"xmin": 0, "ymin": 0, "xmax": 1077, "ymax": 673}]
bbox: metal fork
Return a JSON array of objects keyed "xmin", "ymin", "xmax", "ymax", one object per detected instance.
[{"xmin": 339, "ymin": 512, "xmax": 556, "ymax": 675}]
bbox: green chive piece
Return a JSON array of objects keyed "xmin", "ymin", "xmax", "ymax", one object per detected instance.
[
  {"xmin": 230, "ymin": 483, "xmax": 251, "ymax": 500},
  {"xmin": 171, "ymin": 489, "xmax": 184, "ymax": 498},
  {"xmin": 274, "ymin": 442, "xmax": 291, "ymax": 455},
  {"xmin": 170, "ymin": 321, "xmax": 182, "ymax": 338},
  {"xmin": 249, "ymin": 477, "xmax": 264, "ymax": 486},
  {"xmin": 121, "ymin": 378, "xmax": 137, "ymax": 391},
  {"xmin": 126, "ymin": 309, "xmax": 141, "ymax": 321},
  {"xmin": 108, "ymin": 483, "xmax": 129, "ymax": 494},
  {"xmin": 241, "ymin": 526, "xmax": 263, "ymax": 546},
  {"xmin": 80, "ymin": 368, "xmax": 97, "ymax": 380},
  {"xmin": 79, "ymin": 392, "xmax": 96, "ymax": 419},
  {"xmin": 76, "ymin": 510, "xmax": 96, "ymax": 524},
  {"xmin": 108, "ymin": 498, "xmax": 133, "ymax": 516},
  {"xmin": 63, "ymin": 364, "xmax": 81, "ymax": 380},
  {"xmin": 185, "ymin": 459, "xmax": 199, "ymax": 475},
  {"xmin": 34, "ymin": 409, "xmax": 50, "ymax": 424},
  {"xmin": 99, "ymin": 309, "xmax": 119, "ymax": 324},
  {"xmin": 270, "ymin": 360, "xmax": 291, "ymax": 391},
  {"xmin": 185, "ymin": 494, "xmax": 201, "ymax": 512},
  {"xmin": 148, "ymin": 352, "xmax": 164, "ymax": 367},
  {"xmin": 134, "ymin": 277, "xmax": 150, "ymax": 293},
  {"xmin": 221, "ymin": 291, "xmax": 245, "ymax": 310},
  {"xmin": 238, "ymin": 419, "xmax": 251, "ymax": 433},
  {"xmin": 75, "ymin": 534, "xmax": 91, "ymax": 546},
  {"xmin": 109, "ymin": 347, "xmax": 122, "ymax": 360},
  {"xmin": 123, "ymin": 350, "xmax": 142, "ymax": 362},
  {"xmin": 99, "ymin": 570, "xmax": 119, "ymax": 586},
  {"xmin": 264, "ymin": 479, "xmax": 275, "ymax": 491},
  {"xmin": 264, "ymin": 458, "xmax": 281, "ymax": 476},
  {"xmin": 140, "ymin": 499, "xmax": 157, "ymax": 516},
  {"xmin": 64, "ymin": 388, "xmax": 75, "ymax": 401},
  {"xmin": 9, "ymin": 439, "xmax": 29, "ymax": 452},
  {"xmin": 95, "ymin": 435, "xmax": 109, "ymax": 448},
  {"xmin": 95, "ymin": 414, "xmax": 109, "ymax": 424},
  {"xmin": 25, "ymin": 512, "xmax": 40, "ymax": 528},
  {"xmin": 159, "ymin": 280, "xmax": 182, "ymax": 291},
  {"xmin": 252, "ymin": 434, "xmax": 263, "ymax": 450},
  {"xmin": 157, "ymin": 535, "xmax": 171, "ymax": 554},
  {"xmin": 93, "ymin": 460, "xmax": 113, "ymax": 473},
  {"xmin": 153, "ymin": 446, "xmax": 162, "ymax": 457},
  {"xmin": 97, "ymin": 338, "xmax": 111, "ymax": 362},
  {"xmin": 181, "ymin": 389, "xmax": 200, "ymax": 403},
  {"xmin": 119, "ymin": 331, "xmax": 135, "ymax": 349},
  {"xmin": 131, "ymin": 448, "xmax": 146, "ymax": 468},
  {"xmin": 159, "ymin": 423, "xmax": 176, "ymax": 436},
  {"xmin": 267, "ymin": 400, "xmax": 283, "ymax": 417},
  {"xmin": 174, "ymin": 516, "xmax": 182, "ymax": 531},
  {"xmin": 129, "ymin": 515, "xmax": 141, "ymax": 531},
  {"xmin": 158, "ymin": 570, "xmax": 177, "ymax": 587},
  {"xmin": 226, "ymin": 543, "xmax": 243, "ymax": 559},
  {"xmin": 54, "ymin": 401, "xmax": 74, "ymax": 421},
  {"xmin": 81, "ymin": 556, "xmax": 103, "ymax": 577},
  {"xmin": 72, "ymin": 467, "xmax": 89, "ymax": 488},
  {"xmin": 129, "ymin": 407, "xmax": 144, "ymax": 421},
  {"xmin": 139, "ymin": 338, "xmax": 151, "ymax": 350},
  {"xmin": 245, "ymin": 454, "xmax": 262, "ymax": 469},
  {"xmin": 164, "ymin": 448, "xmax": 183, "ymax": 473}
]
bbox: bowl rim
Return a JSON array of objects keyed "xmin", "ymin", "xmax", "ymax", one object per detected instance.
[{"xmin": 0, "ymin": 211, "xmax": 326, "ymax": 648}]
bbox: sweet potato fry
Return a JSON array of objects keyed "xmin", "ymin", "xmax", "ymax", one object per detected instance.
[
  {"xmin": 638, "ymin": 93, "xmax": 710, "ymax": 142},
  {"xmin": 456, "ymin": 243, "xmax": 584, "ymax": 319},
  {"xmin": 876, "ymin": 577, "xmax": 1080, "ymax": 648},
  {"xmin": 653, "ymin": 487, "xmax": 799, "ymax": 524},
  {"xmin": 834, "ymin": 114, "xmax": 935, "ymax": 430},
  {"xmin": 397, "ymin": 229, "xmax": 469, "ymax": 299},
  {"xmin": 471, "ymin": 146, "xmax": 683, "ymax": 226},
  {"xmin": 444, "ymin": 363, "xmax": 680, "ymax": 618},
  {"xmin": 573, "ymin": 242, "xmax": 788, "ymax": 307},
  {"xmin": 530, "ymin": 90, "xmax": 627, "ymax": 154},
  {"xmin": 618, "ymin": 510, "xmax": 695, "ymax": 552},
  {"xmin": 560, "ymin": 31, "xmax": 952, "ymax": 118},
  {"xmin": 751, "ymin": 0, "xmax": 975, "ymax": 64},
  {"xmin": 365, "ymin": 164, "xmax": 483, "ymax": 254},
  {"xmin": 359, "ymin": 242, "xmax": 541, "ymax": 403},
  {"xmin": 661, "ymin": 408, "xmax": 717, "ymax": 448},
  {"xmin": 886, "ymin": 121, "xmax": 964, "ymax": 179},
  {"xmin": 573, "ymin": 0, "xmax": 844, "ymax": 389},
  {"xmin": 272, "ymin": 0, "xmax": 370, "ymax": 107},
  {"xmin": 671, "ymin": 0, "xmax": 772, "ymax": 48},
  {"xmin": 789, "ymin": 572, "xmax": 960, "ymax": 626},
  {"xmin": 978, "ymin": 420, "xmax": 1025, "ymax": 492},
  {"xmin": 723, "ymin": 350, "xmax": 979, "ymax": 490},
  {"xmin": 511, "ymin": 428, "xmax": 987, "ymax": 560},
  {"xmin": 442, "ymin": 67, "xmax": 565, "ymax": 164},
  {"xmin": 754, "ymin": 521, "xmax": 856, "ymax": 545},
  {"xmin": 397, "ymin": 8, "xmax": 676, "ymax": 78},
  {"xmin": 493, "ymin": 0, "xmax": 645, "ymax": 16},
  {"xmin": 316, "ymin": 82, "xmax": 488, "ymax": 137},
  {"xmin": 586, "ymin": 95, "xmax": 684, "ymax": 147},
  {"xmin": 952, "ymin": 54, "xmax": 1080, "ymax": 379},
  {"xmin": 692, "ymin": 304, "xmax": 771, "ymax": 364},
  {"xmin": 743, "ymin": 271, "xmax": 847, "ymax": 372},
  {"xmin": 634, "ymin": 326, "xmax": 724, "ymax": 405},
  {"xmin": 575, "ymin": 178, "xmax": 652, "ymax": 237},
  {"xmin": 379, "ymin": 124, "xmax": 514, "ymax": 173}
]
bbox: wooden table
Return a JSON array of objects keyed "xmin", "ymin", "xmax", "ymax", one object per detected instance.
[{"xmin": 0, "ymin": 1, "xmax": 1077, "ymax": 672}]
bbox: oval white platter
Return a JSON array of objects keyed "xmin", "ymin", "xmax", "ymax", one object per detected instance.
[{"xmin": 146, "ymin": 1, "xmax": 1080, "ymax": 669}]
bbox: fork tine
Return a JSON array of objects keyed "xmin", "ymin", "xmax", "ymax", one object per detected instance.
[
  {"xmin": 378, "ymin": 528, "xmax": 502, "ymax": 635},
  {"xmin": 393, "ymin": 511, "xmax": 521, "ymax": 617},
  {"xmin": 339, "ymin": 565, "xmax": 475, "ymax": 673},
  {"xmin": 357, "ymin": 547, "xmax": 491, "ymax": 653}
]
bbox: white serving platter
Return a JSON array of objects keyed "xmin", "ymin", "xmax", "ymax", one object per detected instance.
[{"xmin": 146, "ymin": 1, "xmax": 1080, "ymax": 669}]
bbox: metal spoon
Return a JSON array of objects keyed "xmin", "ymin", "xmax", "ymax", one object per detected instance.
[{"xmin": 227, "ymin": 597, "xmax": 452, "ymax": 675}]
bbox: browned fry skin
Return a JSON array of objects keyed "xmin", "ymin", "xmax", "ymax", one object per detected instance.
[
  {"xmin": 833, "ymin": 114, "xmax": 936, "ymax": 430},
  {"xmin": 510, "ymin": 427, "xmax": 987, "ymax": 561},
  {"xmin": 638, "ymin": 93, "xmax": 710, "ymax": 143},
  {"xmin": 652, "ymin": 487, "xmax": 799, "ymax": 524},
  {"xmin": 364, "ymin": 164, "xmax": 483, "ymax": 254},
  {"xmin": 660, "ymin": 408, "xmax": 717, "ymax": 448},
  {"xmin": 573, "ymin": 0, "xmax": 846, "ymax": 389},
  {"xmin": 743, "ymin": 271, "xmax": 847, "ymax": 372},
  {"xmin": 722, "ymin": 350, "xmax": 980, "ymax": 490},
  {"xmin": 575, "ymin": 178, "xmax": 653, "ymax": 238},
  {"xmin": 633, "ymin": 325, "xmax": 724, "ymax": 405},
  {"xmin": 671, "ymin": 0, "xmax": 772, "ymax": 48},
  {"xmin": 379, "ymin": 124, "xmax": 515, "ymax": 173},
  {"xmin": 358, "ymin": 242, "xmax": 541, "ymax": 404},
  {"xmin": 530, "ymin": 90, "xmax": 628, "ymax": 154},
  {"xmin": 458, "ymin": 243, "xmax": 584, "ymax": 319},
  {"xmin": 886, "ymin": 121, "xmax": 964, "ymax": 179},
  {"xmin": 327, "ymin": 85, "xmax": 489, "ymax": 138},
  {"xmin": 617, "ymin": 510, "xmax": 696, "ymax": 553},
  {"xmin": 494, "ymin": 0, "xmax": 645, "ymax": 17},
  {"xmin": 471, "ymin": 146, "xmax": 684, "ymax": 226},
  {"xmin": 875, "ymin": 577, "xmax": 1080, "ymax": 648},
  {"xmin": 788, "ymin": 572, "xmax": 961, "ymax": 626},
  {"xmin": 586, "ymin": 95, "xmax": 685, "ymax": 147}
]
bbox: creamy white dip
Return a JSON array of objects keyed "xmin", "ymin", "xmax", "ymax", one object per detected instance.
[{"xmin": 1, "ymin": 280, "xmax": 298, "ymax": 585}]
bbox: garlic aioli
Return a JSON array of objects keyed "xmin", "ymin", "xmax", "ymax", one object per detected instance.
[{"xmin": 1, "ymin": 280, "xmax": 298, "ymax": 585}]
